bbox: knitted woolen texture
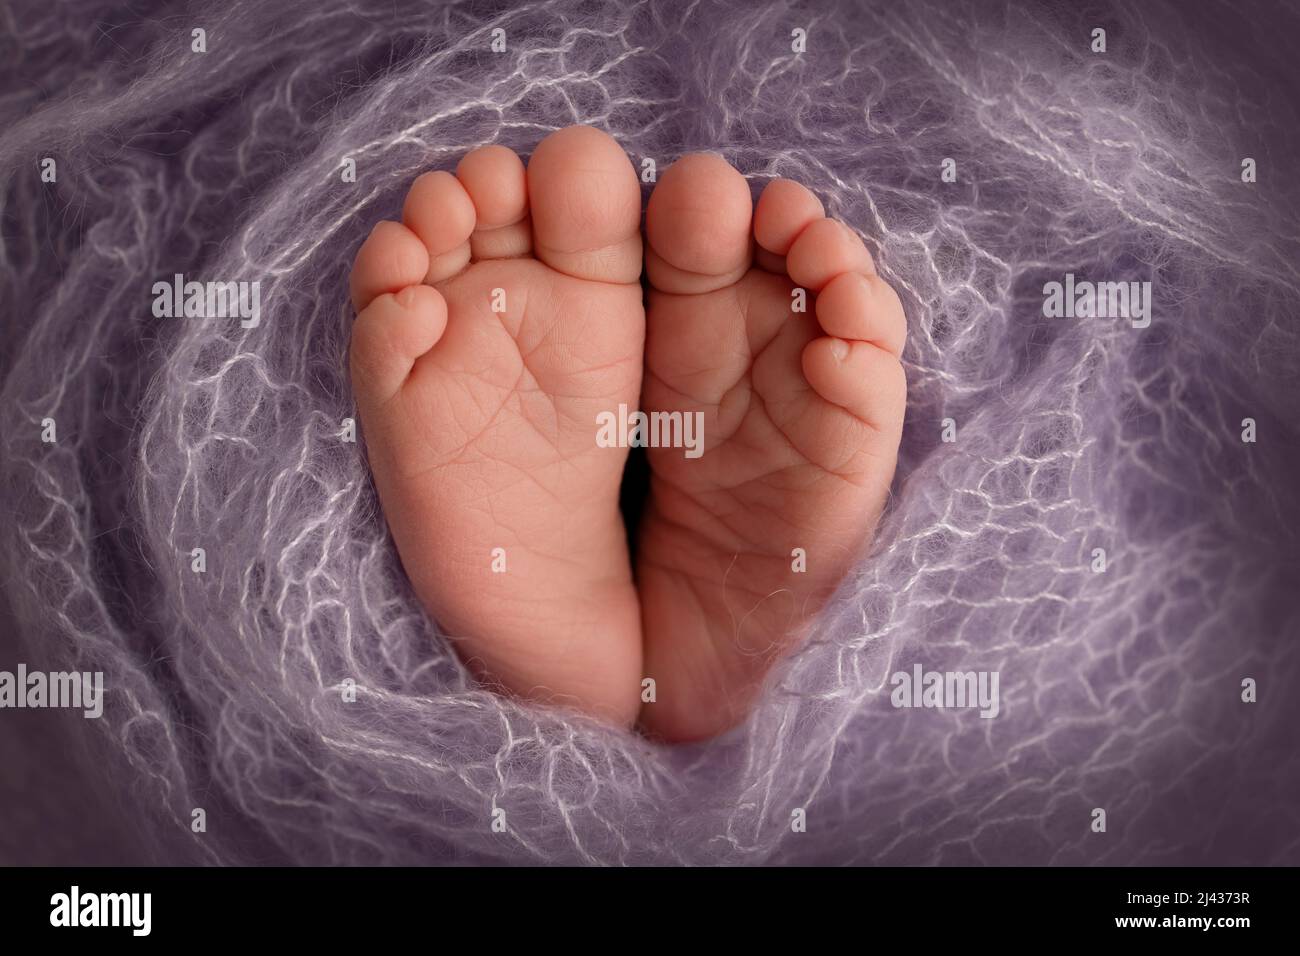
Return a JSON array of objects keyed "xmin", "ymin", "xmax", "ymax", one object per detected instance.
[{"xmin": 1, "ymin": 0, "xmax": 1297, "ymax": 864}]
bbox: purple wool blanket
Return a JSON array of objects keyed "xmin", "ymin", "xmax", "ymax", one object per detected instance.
[{"xmin": 1, "ymin": 0, "xmax": 1297, "ymax": 865}]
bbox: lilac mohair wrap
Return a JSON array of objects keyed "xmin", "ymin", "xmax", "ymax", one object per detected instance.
[{"xmin": 1, "ymin": 0, "xmax": 1298, "ymax": 865}]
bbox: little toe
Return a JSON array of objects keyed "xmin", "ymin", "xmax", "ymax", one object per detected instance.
[
  {"xmin": 401, "ymin": 171, "xmax": 477, "ymax": 283},
  {"xmin": 645, "ymin": 152, "xmax": 754, "ymax": 294},
  {"xmin": 801, "ymin": 336, "xmax": 906, "ymax": 434},
  {"xmin": 350, "ymin": 220, "xmax": 431, "ymax": 312},
  {"xmin": 351, "ymin": 284, "xmax": 449, "ymax": 405},
  {"xmin": 815, "ymin": 271, "xmax": 907, "ymax": 358},
  {"xmin": 526, "ymin": 125, "xmax": 642, "ymax": 284},
  {"xmin": 785, "ymin": 218, "xmax": 875, "ymax": 292},
  {"xmin": 753, "ymin": 178, "xmax": 825, "ymax": 275},
  {"xmin": 456, "ymin": 144, "xmax": 531, "ymax": 260}
]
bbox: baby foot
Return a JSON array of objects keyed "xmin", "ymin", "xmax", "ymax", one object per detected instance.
[
  {"xmin": 638, "ymin": 155, "xmax": 907, "ymax": 741},
  {"xmin": 348, "ymin": 127, "xmax": 645, "ymax": 726}
]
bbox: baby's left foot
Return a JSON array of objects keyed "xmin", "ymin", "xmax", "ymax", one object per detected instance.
[
  {"xmin": 347, "ymin": 128, "xmax": 646, "ymax": 726},
  {"xmin": 637, "ymin": 155, "xmax": 907, "ymax": 742}
]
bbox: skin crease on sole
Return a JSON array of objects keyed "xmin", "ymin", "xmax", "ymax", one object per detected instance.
[{"xmin": 348, "ymin": 128, "xmax": 907, "ymax": 743}]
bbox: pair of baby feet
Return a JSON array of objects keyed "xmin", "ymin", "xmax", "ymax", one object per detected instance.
[{"xmin": 349, "ymin": 126, "xmax": 906, "ymax": 742}]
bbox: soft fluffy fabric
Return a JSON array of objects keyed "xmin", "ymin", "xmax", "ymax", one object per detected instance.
[{"xmin": 1, "ymin": 0, "xmax": 1298, "ymax": 865}]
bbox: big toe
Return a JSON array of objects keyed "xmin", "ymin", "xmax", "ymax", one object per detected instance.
[
  {"xmin": 646, "ymin": 153, "xmax": 754, "ymax": 294},
  {"xmin": 526, "ymin": 125, "xmax": 642, "ymax": 284}
]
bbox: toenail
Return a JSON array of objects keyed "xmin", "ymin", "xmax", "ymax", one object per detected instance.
[
  {"xmin": 830, "ymin": 338, "xmax": 850, "ymax": 361},
  {"xmin": 395, "ymin": 286, "xmax": 420, "ymax": 308}
]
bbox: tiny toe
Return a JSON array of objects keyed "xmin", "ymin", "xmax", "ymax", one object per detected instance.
[
  {"xmin": 754, "ymin": 179, "xmax": 825, "ymax": 256},
  {"xmin": 785, "ymin": 219, "xmax": 875, "ymax": 292},
  {"xmin": 350, "ymin": 220, "xmax": 431, "ymax": 312},
  {"xmin": 527, "ymin": 125, "xmax": 642, "ymax": 283},
  {"xmin": 351, "ymin": 284, "xmax": 448, "ymax": 405},
  {"xmin": 801, "ymin": 336, "xmax": 906, "ymax": 433},
  {"xmin": 402, "ymin": 171, "xmax": 476, "ymax": 283},
  {"xmin": 646, "ymin": 152, "xmax": 754, "ymax": 294},
  {"xmin": 815, "ymin": 272, "xmax": 907, "ymax": 358},
  {"xmin": 457, "ymin": 144, "xmax": 531, "ymax": 260}
]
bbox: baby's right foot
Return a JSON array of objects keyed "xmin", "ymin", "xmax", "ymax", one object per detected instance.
[
  {"xmin": 348, "ymin": 127, "xmax": 646, "ymax": 726},
  {"xmin": 637, "ymin": 155, "xmax": 908, "ymax": 742}
]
